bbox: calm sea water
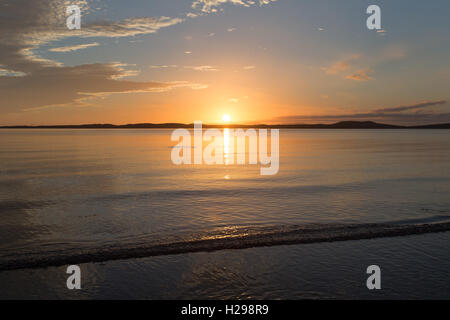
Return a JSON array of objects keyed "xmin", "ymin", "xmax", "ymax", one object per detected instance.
[{"xmin": 1, "ymin": 129, "xmax": 450, "ymax": 299}]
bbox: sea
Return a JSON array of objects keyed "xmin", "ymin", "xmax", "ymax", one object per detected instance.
[{"xmin": 1, "ymin": 128, "xmax": 450, "ymax": 299}]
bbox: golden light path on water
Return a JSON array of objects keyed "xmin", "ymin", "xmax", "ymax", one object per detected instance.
[
  {"xmin": 224, "ymin": 128, "xmax": 232, "ymax": 165},
  {"xmin": 224, "ymin": 128, "xmax": 232, "ymax": 179}
]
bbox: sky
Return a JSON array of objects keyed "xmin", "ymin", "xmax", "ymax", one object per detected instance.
[{"xmin": 0, "ymin": 0, "xmax": 449, "ymax": 125}]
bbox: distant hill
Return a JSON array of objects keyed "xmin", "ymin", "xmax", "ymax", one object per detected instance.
[{"xmin": 1, "ymin": 121, "xmax": 450, "ymax": 129}]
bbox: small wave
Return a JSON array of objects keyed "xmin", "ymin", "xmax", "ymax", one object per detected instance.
[{"xmin": 1, "ymin": 221, "xmax": 450, "ymax": 271}]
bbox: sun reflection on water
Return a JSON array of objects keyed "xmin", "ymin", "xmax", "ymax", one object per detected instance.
[{"xmin": 224, "ymin": 128, "xmax": 233, "ymax": 165}]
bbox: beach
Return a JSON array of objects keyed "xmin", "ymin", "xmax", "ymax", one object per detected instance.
[{"xmin": 2, "ymin": 231, "xmax": 450, "ymax": 299}]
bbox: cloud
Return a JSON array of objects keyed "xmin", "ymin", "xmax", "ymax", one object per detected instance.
[
  {"xmin": 228, "ymin": 96, "xmax": 248, "ymax": 103},
  {"xmin": 243, "ymin": 65, "xmax": 256, "ymax": 70},
  {"xmin": 374, "ymin": 100, "xmax": 447, "ymax": 113},
  {"xmin": 186, "ymin": 12, "xmax": 199, "ymax": 18},
  {"xmin": 71, "ymin": 16, "xmax": 184, "ymax": 39},
  {"xmin": 346, "ymin": 68, "xmax": 373, "ymax": 81},
  {"xmin": 0, "ymin": 63, "xmax": 205, "ymax": 112},
  {"xmin": 0, "ymin": 0, "xmax": 199, "ymax": 113},
  {"xmin": 0, "ymin": 5, "xmax": 183, "ymax": 73},
  {"xmin": 0, "ymin": 68, "xmax": 26, "ymax": 77},
  {"xmin": 271, "ymin": 100, "xmax": 450, "ymax": 125},
  {"xmin": 48, "ymin": 42, "xmax": 99, "ymax": 53},
  {"xmin": 323, "ymin": 55, "xmax": 360, "ymax": 75},
  {"xmin": 324, "ymin": 61, "xmax": 351, "ymax": 75},
  {"xmin": 192, "ymin": 0, "xmax": 277, "ymax": 13},
  {"xmin": 150, "ymin": 65, "xmax": 178, "ymax": 69},
  {"xmin": 324, "ymin": 55, "xmax": 374, "ymax": 81},
  {"xmin": 185, "ymin": 65, "xmax": 218, "ymax": 72}
]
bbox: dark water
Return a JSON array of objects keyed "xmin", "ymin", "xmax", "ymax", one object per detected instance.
[{"xmin": 1, "ymin": 129, "xmax": 450, "ymax": 298}]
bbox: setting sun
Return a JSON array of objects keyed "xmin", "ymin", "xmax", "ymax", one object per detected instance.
[{"xmin": 222, "ymin": 114, "xmax": 232, "ymax": 122}]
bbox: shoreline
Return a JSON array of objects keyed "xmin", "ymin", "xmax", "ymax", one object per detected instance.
[
  {"xmin": 2, "ymin": 221, "xmax": 450, "ymax": 272},
  {"xmin": 2, "ymin": 231, "xmax": 450, "ymax": 299}
]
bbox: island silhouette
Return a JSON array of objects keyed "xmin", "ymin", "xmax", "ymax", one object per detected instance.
[{"xmin": 2, "ymin": 121, "xmax": 450, "ymax": 129}]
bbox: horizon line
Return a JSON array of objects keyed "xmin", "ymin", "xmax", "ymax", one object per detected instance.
[{"xmin": 1, "ymin": 120, "xmax": 450, "ymax": 129}]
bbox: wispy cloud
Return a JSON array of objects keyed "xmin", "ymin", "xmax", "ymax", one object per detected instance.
[
  {"xmin": 271, "ymin": 100, "xmax": 450, "ymax": 125},
  {"xmin": 49, "ymin": 42, "xmax": 99, "ymax": 53},
  {"xmin": 324, "ymin": 61, "xmax": 351, "ymax": 74},
  {"xmin": 192, "ymin": 0, "xmax": 277, "ymax": 13},
  {"xmin": 324, "ymin": 55, "xmax": 374, "ymax": 81},
  {"xmin": 186, "ymin": 12, "xmax": 199, "ymax": 18},
  {"xmin": 0, "ymin": 68, "xmax": 26, "ymax": 77},
  {"xmin": 185, "ymin": 65, "xmax": 218, "ymax": 72},
  {"xmin": 150, "ymin": 65, "xmax": 178, "ymax": 69},
  {"xmin": 375, "ymin": 100, "xmax": 447, "ymax": 113},
  {"xmin": 346, "ymin": 68, "xmax": 373, "ymax": 81},
  {"xmin": 376, "ymin": 29, "xmax": 387, "ymax": 36},
  {"xmin": 323, "ymin": 55, "xmax": 360, "ymax": 75},
  {"xmin": 228, "ymin": 96, "xmax": 248, "ymax": 103}
]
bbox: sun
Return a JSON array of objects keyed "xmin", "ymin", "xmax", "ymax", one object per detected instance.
[{"xmin": 222, "ymin": 114, "xmax": 232, "ymax": 122}]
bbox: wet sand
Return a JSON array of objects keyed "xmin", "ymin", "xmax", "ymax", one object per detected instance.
[{"xmin": 1, "ymin": 231, "xmax": 450, "ymax": 299}]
